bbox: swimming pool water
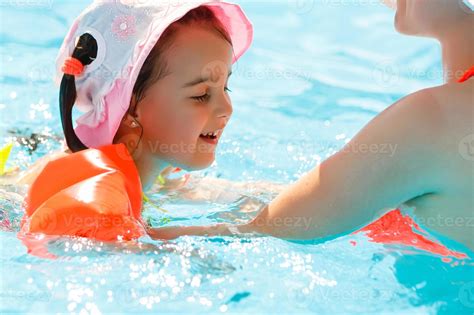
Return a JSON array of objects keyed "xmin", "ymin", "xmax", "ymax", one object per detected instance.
[{"xmin": 1, "ymin": 0, "xmax": 473, "ymax": 314}]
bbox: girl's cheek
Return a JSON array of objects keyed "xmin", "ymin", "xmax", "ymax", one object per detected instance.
[
  {"xmin": 153, "ymin": 112, "xmax": 196, "ymax": 146},
  {"xmin": 144, "ymin": 97, "xmax": 209, "ymax": 143},
  {"xmin": 177, "ymin": 105, "xmax": 209, "ymax": 134}
]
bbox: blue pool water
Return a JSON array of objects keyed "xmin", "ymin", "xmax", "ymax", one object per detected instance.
[{"xmin": 1, "ymin": 0, "xmax": 473, "ymax": 314}]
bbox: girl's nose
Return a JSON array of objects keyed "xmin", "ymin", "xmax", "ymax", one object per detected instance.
[{"xmin": 215, "ymin": 91, "xmax": 233, "ymax": 119}]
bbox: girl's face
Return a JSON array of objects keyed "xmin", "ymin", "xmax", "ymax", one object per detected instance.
[
  {"xmin": 394, "ymin": 0, "xmax": 468, "ymax": 37},
  {"xmin": 133, "ymin": 27, "xmax": 233, "ymax": 170}
]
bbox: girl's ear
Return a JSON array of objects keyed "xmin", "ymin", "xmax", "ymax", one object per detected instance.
[
  {"xmin": 121, "ymin": 114, "xmax": 139, "ymax": 128},
  {"xmin": 129, "ymin": 94, "xmax": 141, "ymax": 119},
  {"xmin": 123, "ymin": 94, "xmax": 143, "ymax": 130},
  {"xmin": 121, "ymin": 94, "xmax": 139, "ymax": 124}
]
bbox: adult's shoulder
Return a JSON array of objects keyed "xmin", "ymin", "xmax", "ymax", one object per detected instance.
[
  {"xmin": 416, "ymin": 80, "xmax": 473, "ymax": 115},
  {"xmin": 358, "ymin": 86, "xmax": 444, "ymax": 147},
  {"xmin": 378, "ymin": 83, "xmax": 472, "ymax": 139},
  {"xmin": 410, "ymin": 82, "xmax": 474, "ymax": 142}
]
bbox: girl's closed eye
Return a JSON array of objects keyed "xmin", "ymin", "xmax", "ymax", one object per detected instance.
[
  {"xmin": 192, "ymin": 86, "xmax": 232, "ymax": 102},
  {"xmin": 191, "ymin": 92, "xmax": 210, "ymax": 102}
]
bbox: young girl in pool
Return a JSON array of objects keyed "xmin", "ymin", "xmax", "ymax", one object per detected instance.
[
  {"xmin": 149, "ymin": 0, "xmax": 474, "ymax": 251},
  {"xmin": 14, "ymin": 0, "xmax": 254, "ymax": 241}
]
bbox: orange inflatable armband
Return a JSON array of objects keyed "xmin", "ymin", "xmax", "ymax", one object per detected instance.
[{"xmin": 20, "ymin": 143, "xmax": 146, "ymax": 241}]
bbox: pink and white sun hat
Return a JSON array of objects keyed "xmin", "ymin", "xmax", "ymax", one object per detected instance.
[{"xmin": 55, "ymin": 0, "xmax": 253, "ymax": 148}]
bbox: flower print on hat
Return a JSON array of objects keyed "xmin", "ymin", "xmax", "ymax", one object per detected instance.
[{"xmin": 112, "ymin": 14, "xmax": 137, "ymax": 40}]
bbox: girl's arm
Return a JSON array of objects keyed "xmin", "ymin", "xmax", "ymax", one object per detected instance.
[
  {"xmin": 152, "ymin": 167, "xmax": 286, "ymax": 204},
  {"xmin": 148, "ymin": 90, "xmax": 443, "ymax": 240}
]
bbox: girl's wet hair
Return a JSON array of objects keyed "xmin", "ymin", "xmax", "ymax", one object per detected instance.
[{"xmin": 60, "ymin": 6, "xmax": 232, "ymax": 153}]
